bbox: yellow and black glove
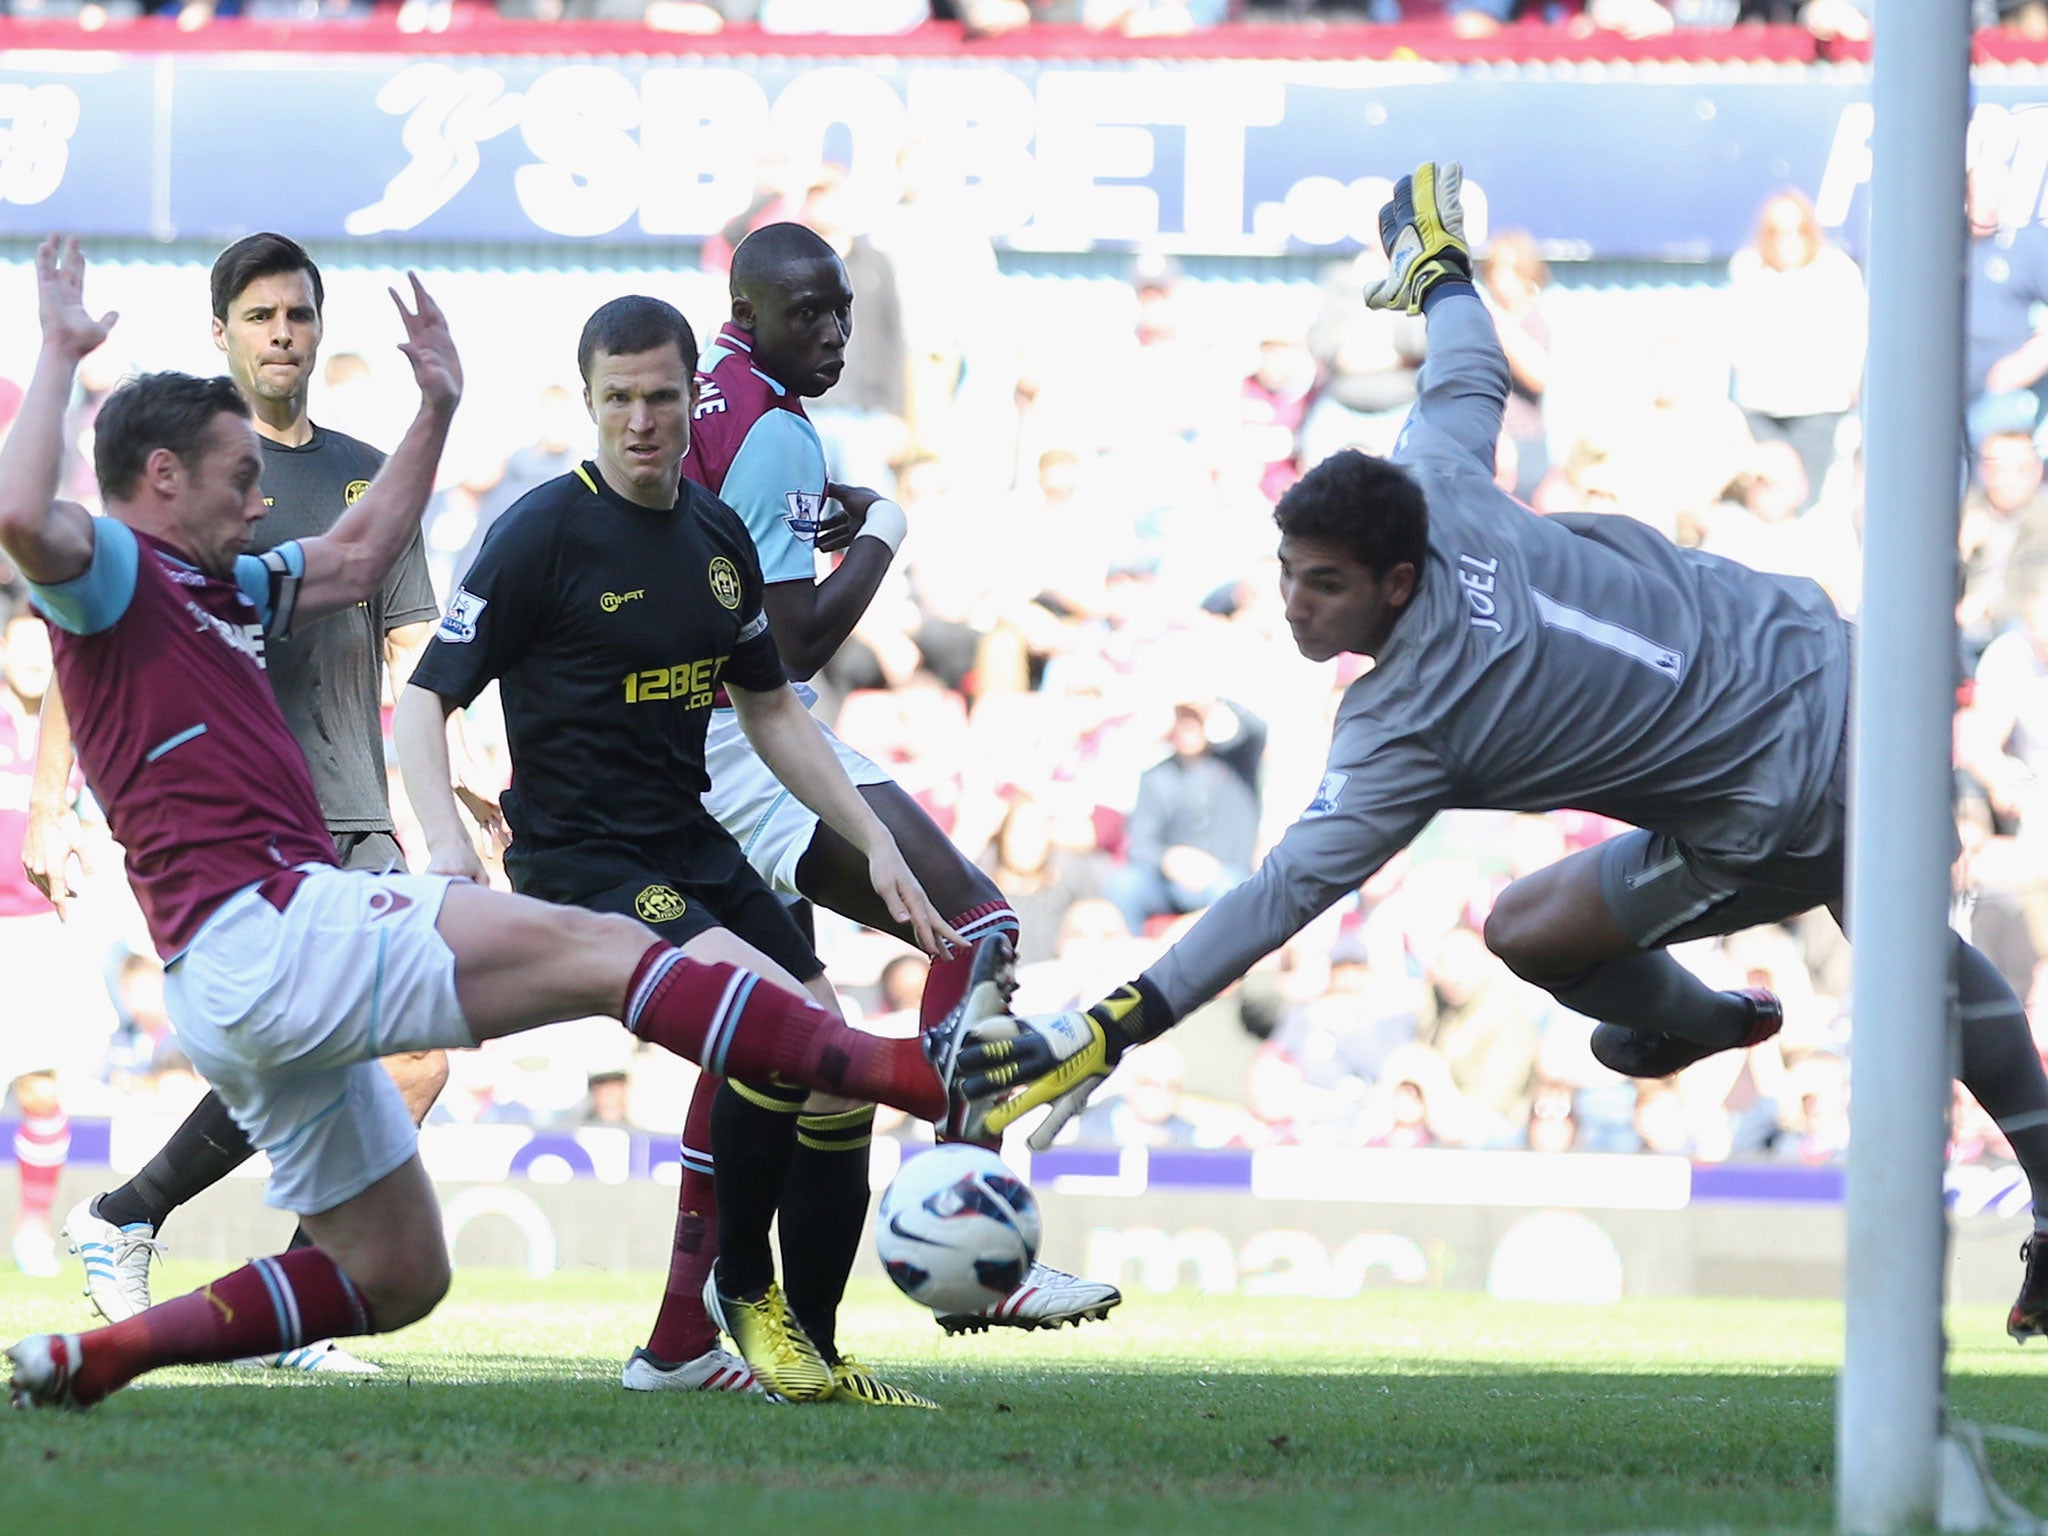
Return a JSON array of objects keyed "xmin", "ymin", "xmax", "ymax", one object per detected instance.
[
  {"xmin": 1365, "ymin": 161, "xmax": 1473, "ymax": 315},
  {"xmin": 964, "ymin": 980, "xmax": 1168, "ymax": 1152}
]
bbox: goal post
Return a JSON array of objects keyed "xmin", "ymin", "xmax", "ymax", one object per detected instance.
[{"xmin": 1838, "ymin": 6, "xmax": 1972, "ymax": 1532}]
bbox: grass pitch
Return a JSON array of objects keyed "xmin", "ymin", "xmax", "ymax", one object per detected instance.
[{"xmin": 4, "ymin": 1264, "xmax": 2046, "ymax": 1536}]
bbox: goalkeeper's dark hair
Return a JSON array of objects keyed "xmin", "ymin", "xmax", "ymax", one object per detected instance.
[{"xmin": 1273, "ymin": 449, "xmax": 1428, "ymax": 578}]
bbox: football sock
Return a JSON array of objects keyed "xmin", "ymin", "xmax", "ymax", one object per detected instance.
[
  {"xmin": 779, "ymin": 1105, "xmax": 876, "ymax": 1364},
  {"xmin": 710, "ymin": 1080, "xmax": 802, "ymax": 1301},
  {"xmin": 96, "ymin": 1091, "xmax": 252, "ymax": 1233},
  {"xmin": 14, "ymin": 1109, "xmax": 69, "ymax": 1232},
  {"xmin": 1954, "ymin": 937, "xmax": 2048, "ymax": 1228},
  {"xmin": 624, "ymin": 943, "xmax": 946, "ymax": 1121},
  {"xmin": 919, "ymin": 901, "xmax": 1020, "ymax": 1036},
  {"xmin": 644, "ymin": 1073, "xmax": 722, "ymax": 1363},
  {"xmin": 1545, "ymin": 951, "xmax": 1758, "ymax": 1049},
  {"xmin": 71, "ymin": 1247, "xmax": 373, "ymax": 1405}
]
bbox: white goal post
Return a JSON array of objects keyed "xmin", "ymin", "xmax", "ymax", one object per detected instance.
[{"xmin": 1839, "ymin": 4, "xmax": 1972, "ymax": 1531}]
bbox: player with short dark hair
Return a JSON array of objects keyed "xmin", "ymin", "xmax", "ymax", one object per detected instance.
[
  {"xmin": 967, "ymin": 163, "xmax": 2048, "ymax": 1344},
  {"xmin": 3, "ymin": 239, "xmax": 1004, "ymax": 1413},
  {"xmin": 397, "ymin": 292, "xmax": 963, "ymax": 1406},
  {"xmin": 647, "ymin": 222, "xmax": 1117, "ymax": 1378},
  {"xmin": 39, "ymin": 233, "xmax": 446, "ymax": 1374}
]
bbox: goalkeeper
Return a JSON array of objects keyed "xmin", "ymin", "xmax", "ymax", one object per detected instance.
[{"xmin": 966, "ymin": 163, "xmax": 2048, "ymax": 1343}]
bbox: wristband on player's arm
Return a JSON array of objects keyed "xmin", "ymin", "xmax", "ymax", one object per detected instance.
[
  {"xmin": 854, "ymin": 498, "xmax": 907, "ymax": 556},
  {"xmin": 1090, "ymin": 974, "xmax": 1175, "ymax": 1065}
]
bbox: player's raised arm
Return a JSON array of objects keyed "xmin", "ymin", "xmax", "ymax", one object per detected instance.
[
  {"xmin": 0, "ymin": 238, "xmax": 112, "ymax": 586},
  {"xmin": 1365, "ymin": 163, "xmax": 1510, "ymax": 478},
  {"xmin": 292, "ymin": 274, "xmax": 461, "ymax": 624}
]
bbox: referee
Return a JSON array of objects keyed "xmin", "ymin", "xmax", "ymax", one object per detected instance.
[
  {"xmin": 39, "ymin": 234, "xmax": 446, "ymax": 1373},
  {"xmin": 397, "ymin": 294, "xmax": 955, "ymax": 1408}
]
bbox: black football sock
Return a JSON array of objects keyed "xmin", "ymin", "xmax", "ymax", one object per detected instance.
[
  {"xmin": 1545, "ymin": 951, "xmax": 1758, "ymax": 1048},
  {"xmin": 1954, "ymin": 937, "xmax": 2048, "ymax": 1231},
  {"xmin": 778, "ymin": 1106, "xmax": 876, "ymax": 1365},
  {"xmin": 95, "ymin": 1091, "xmax": 255, "ymax": 1233},
  {"xmin": 711, "ymin": 1079, "xmax": 803, "ymax": 1300}
]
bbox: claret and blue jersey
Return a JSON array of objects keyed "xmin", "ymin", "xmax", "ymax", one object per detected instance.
[{"xmin": 27, "ymin": 517, "xmax": 335, "ymax": 958}]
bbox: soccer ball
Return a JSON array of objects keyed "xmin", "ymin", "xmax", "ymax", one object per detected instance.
[{"xmin": 875, "ymin": 1145, "xmax": 1042, "ymax": 1315}]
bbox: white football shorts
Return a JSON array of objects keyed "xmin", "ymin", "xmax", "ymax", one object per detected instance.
[
  {"xmin": 703, "ymin": 706, "xmax": 891, "ymax": 896},
  {"xmin": 163, "ymin": 865, "xmax": 468, "ymax": 1215}
]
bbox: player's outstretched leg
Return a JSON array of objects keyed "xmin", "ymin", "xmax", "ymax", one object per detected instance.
[
  {"xmin": 795, "ymin": 789, "xmax": 1124, "ymax": 1335},
  {"xmin": 1485, "ymin": 836, "xmax": 1786, "ymax": 1078},
  {"xmin": 10, "ymin": 1157, "xmax": 439, "ymax": 1412}
]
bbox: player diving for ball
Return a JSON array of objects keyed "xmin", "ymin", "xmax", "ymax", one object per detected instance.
[{"xmin": 961, "ymin": 162, "xmax": 2048, "ymax": 1344}]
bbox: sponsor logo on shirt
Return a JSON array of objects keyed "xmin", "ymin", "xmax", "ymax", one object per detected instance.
[
  {"xmin": 708, "ymin": 557, "xmax": 742, "ymax": 611},
  {"xmin": 601, "ymin": 589, "xmax": 645, "ymax": 613},
  {"xmin": 783, "ymin": 490, "xmax": 827, "ymax": 543},
  {"xmin": 622, "ymin": 655, "xmax": 728, "ymax": 708},
  {"xmin": 635, "ymin": 884, "xmax": 688, "ymax": 923},
  {"xmin": 183, "ymin": 598, "xmax": 267, "ymax": 668},
  {"xmin": 345, "ymin": 479, "xmax": 371, "ymax": 506},
  {"xmin": 438, "ymin": 588, "xmax": 488, "ymax": 644},
  {"xmin": 1303, "ymin": 770, "xmax": 1350, "ymax": 819}
]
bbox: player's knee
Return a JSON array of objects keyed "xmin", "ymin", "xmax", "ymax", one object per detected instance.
[
  {"xmin": 801, "ymin": 1091, "xmax": 864, "ymax": 1116},
  {"xmin": 384, "ymin": 1050, "xmax": 450, "ymax": 1124},
  {"xmin": 355, "ymin": 1243, "xmax": 452, "ymax": 1332},
  {"xmin": 1482, "ymin": 884, "xmax": 1544, "ymax": 978}
]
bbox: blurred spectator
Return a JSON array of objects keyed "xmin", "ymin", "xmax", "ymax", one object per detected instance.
[
  {"xmin": 869, "ymin": 138, "xmax": 1011, "ymax": 469},
  {"xmin": 1524, "ymin": 1083, "xmax": 1580, "ymax": 1154},
  {"xmin": 102, "ymin": 951, "xmax": 178, "ymax": 1096},
  {"xmin": 1725, "ymin": 189, "xmax": 1866, "ymax": 512},
  {"xmin": 800, "ymin": 166, "xmax": 911, "ymax": 489},
  {"xmin": 1071, "ymin": 1040, "xmax": 1206, "ymax": 1147},
  {"xmin": 1302, "ymin": 248, "xmax": 1425, "ymax": 466},
  {"xmin": 1958, "ymin": 578, "xmax": 2048, "ymax": 871},
  {"xmin": 1240, "ymin": 328, "xmax": 1318, "ymax": 505},
  {"xmin": 981, "ymin": 793, "xmax": 1106, "ymax": 965},
  {"xmin": 558, "ymin": 1069, "xmax": 631, "ymax": 1129},
  {"xmin": 1774, "ymin": 1049, "xmax": 1851, "ymax": 1166},
  {"xmin": 1477, "ymin": 229, "xmax": 1554, "ymax": 502},
  {"xmin": 1106, "ymin": 698, "xmax": 1261, "ymax": 935},
  {"xmin": 1967, "ymin": 154, "xmax": 2048, "ymax": 451},
  {"xmin": 1363, "ymin": 1043, "xmax": 1465, "ymax": 1149},
  {"xmin": 1415, "ymin": 922, "xmax": 1542, "ymax": 1144},
  {"xmin": 1961, "ymin": 428, "xmax": 2048, "ymax": 658},
  {"xmin": 1030, "ymin": 0, "xmax": 1232, "ymax": 31},
  {"xmin": 1604, "ymin": 336, "xmax": 1756, "ymax": 543}
]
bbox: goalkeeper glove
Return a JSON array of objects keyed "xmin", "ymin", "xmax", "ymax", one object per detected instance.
[
  {"xmin": 966, "ymin": 980, "xmax": 1167, "ymax": 1152},
  {"xmin": 1365, "ymin": 161, "xmax": 1472, "ymax": 315}
]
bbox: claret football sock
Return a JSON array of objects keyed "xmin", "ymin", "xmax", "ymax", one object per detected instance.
[
  {"xmin": 623, "ymin": 944, "xmax": 946, "ymax": 1121},
  {"xmin": 70, "ymin": 1247, "xmax": 373, "ymax": 1405},
  {"xmin": 919, "ymin": 902, "xmax": 1020, "ymax": 1036},
  {"xmin": 779, "ymin": 1106, "xmax": 876, "ymax": 1364},
  {"xmin": 644, "ymin": 1074, "xmax": 723, "ymax": 1364}
]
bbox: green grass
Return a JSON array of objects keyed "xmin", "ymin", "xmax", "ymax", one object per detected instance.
[{"xmin": 3, "ymin": 1265, "xmax": 2046, "ymax": 1536}]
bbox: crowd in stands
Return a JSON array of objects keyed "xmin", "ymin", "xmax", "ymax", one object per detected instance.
[
  {"xmin": 3, "ymin": 0, "xmax": 2047, "ymax": 46},
  {"xmin": 8, "ymin": 142, "xmax": 2048, "ymax": 1189}
]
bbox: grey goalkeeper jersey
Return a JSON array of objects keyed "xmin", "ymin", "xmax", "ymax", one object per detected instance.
[{"xmin": 1144, "ymin": 289, "xmax": 1851, "ymax": 1019}]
